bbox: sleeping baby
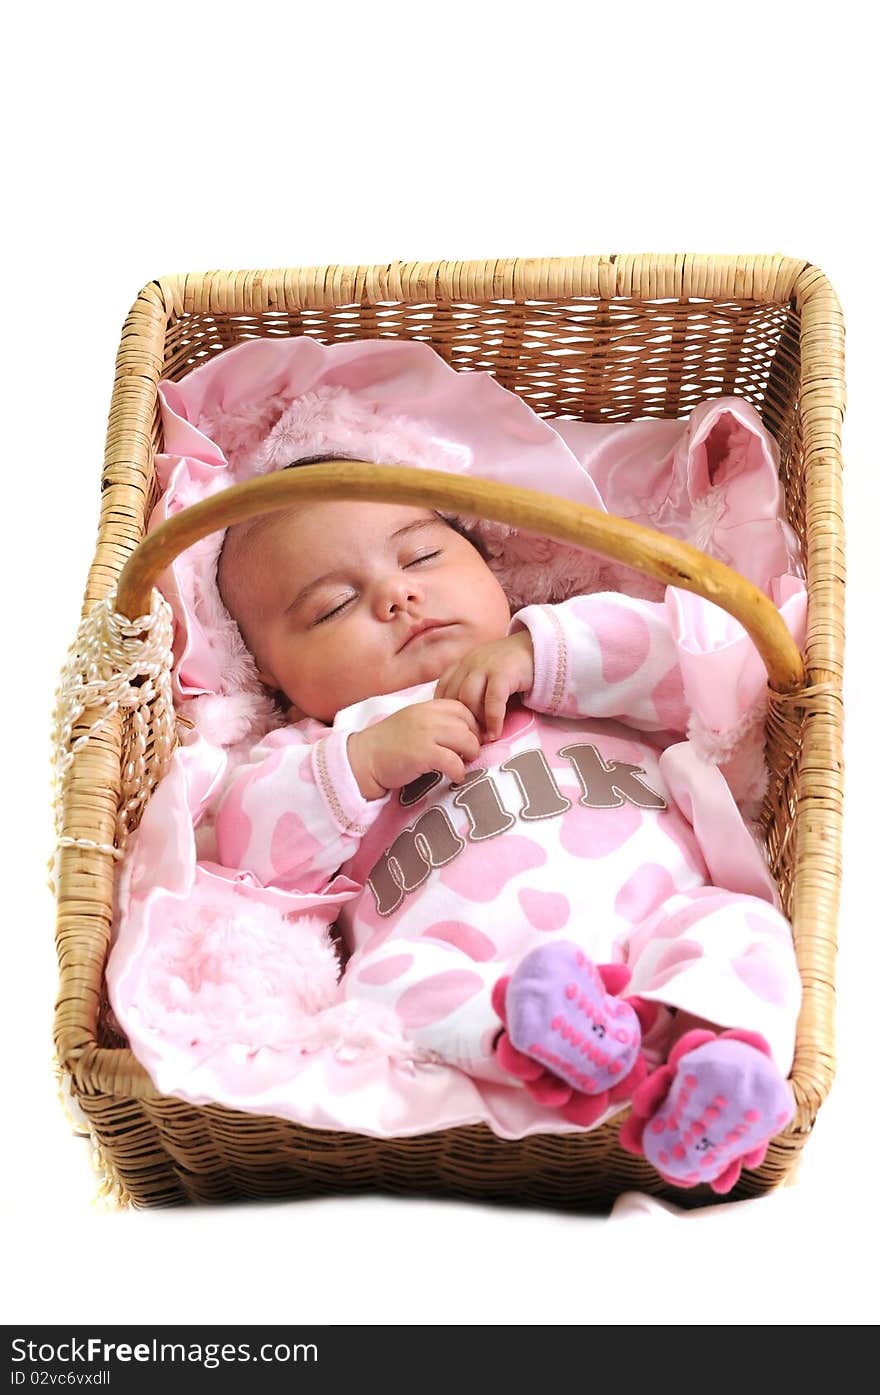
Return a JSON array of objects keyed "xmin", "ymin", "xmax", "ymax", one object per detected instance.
[{"xmin": 213, "ymin": 465, "xmax": 798, "ymax": 1194}]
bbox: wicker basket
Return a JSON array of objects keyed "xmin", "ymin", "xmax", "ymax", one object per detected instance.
[{"xmin": 53, "ymin": 254, "xmax": 845, "ymax": 1209}]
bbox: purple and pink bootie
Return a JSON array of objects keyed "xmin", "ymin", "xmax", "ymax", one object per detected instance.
[
  {"xmin": 618, "ymin": 1026, "xmax": 796, "ymax": 1194},
  {"xmin": 491, "ymin": 941, "xmax": 657, "ymax": 1128},
  {"xmin": 492, "ymin": 942, "xmax": 795, "ymax": 1192}
]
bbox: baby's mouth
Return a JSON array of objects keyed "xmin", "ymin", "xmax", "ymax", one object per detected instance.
[{"xmin": 398, "ymin": 621, "xmax": 455, "ymax": 652}]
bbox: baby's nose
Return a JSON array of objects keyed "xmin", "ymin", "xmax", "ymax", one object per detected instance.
[{"xmin": 377, "ymin": 573, "xmax": 423, "ymax": 617}]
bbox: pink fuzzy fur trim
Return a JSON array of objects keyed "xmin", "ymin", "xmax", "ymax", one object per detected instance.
[
  {"xmin": 139, "ymin": 885, "xmax": 340, "ymax": 1052},
  {"xmin": 117, "ymin": 857, "xmax": 422, "ymax": 1065}
]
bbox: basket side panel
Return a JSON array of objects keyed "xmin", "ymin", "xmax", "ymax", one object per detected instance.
[
  {"xmin": 763, "ymin": 267, "xmax": 845, "ymax": 1123},
  {"xmin": 54, "ymin": 282, "xmax": 169, "ymax": 1081},
  {"xmin": 76, "ymin": 1091, "xmax": 808, "ymax": 1210}
]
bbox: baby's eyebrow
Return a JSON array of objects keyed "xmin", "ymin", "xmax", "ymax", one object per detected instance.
[
  {"xmin": 286, "ymin": 574, "xmax": 342, "ymax": 615},
  {"xmin": 287, "ymin": 515, "xmax": 445, "ymax": 614},
  {"xmin": 389, "ymin": 515, "xmax": 446, "ymax": 539}
]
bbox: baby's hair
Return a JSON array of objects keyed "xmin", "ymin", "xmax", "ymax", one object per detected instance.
[{"xmin": 275, "ymin": 453, "xmax": 494, "ymax": 561}]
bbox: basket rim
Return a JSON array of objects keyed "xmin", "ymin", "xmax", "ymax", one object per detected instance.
[{"xmin": 143, "ymin": 251, "xmax": 832, "ymax": 319}]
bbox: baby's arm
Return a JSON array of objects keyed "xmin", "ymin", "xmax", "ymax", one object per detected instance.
[
  {"xmin": 436, "ymin": 594, "xmax": 689, "ymax": 738},
  {"xmin": 512, "ymin": 593, "xmax": 689, "ymax": 733},
  {"xmin": 214, "ymin": 723, "xmax": 391, "ymax": 891},
  {"xmin": 215, "ymin": 701, "xmax": 482, "ymax": 889},
  {"xmin": 348, "ymin": 700, "xmax": 481, "ymax": 797}
]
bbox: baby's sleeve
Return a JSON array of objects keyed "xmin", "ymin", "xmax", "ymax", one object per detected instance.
[
  {"xmin": 214, "ymin": 722, "xmax": 390, "ymax": 892},
  {"xmin": 510, "ymin": 593, "xmax": 690, "ymax": 734}
]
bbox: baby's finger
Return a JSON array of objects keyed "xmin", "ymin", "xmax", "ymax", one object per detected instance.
[
  {"xmin": 431, "ymin": 745, "xmax": 468, "ymax": 786},
  {"xmin": 449, "ymin": 724, "xmax": 482, "ymax": 763},
  {"xmin": 436, "ymin": 699, "xmax": 481, "ymax": 736},
  {"xmin": 434, "ymin": 711, "xmax": 481, "ymax": 758},
  {"xmin": 457, "ymin": 670, "xmax": 489, "ymax": 727},
  {"xmin": 483, "ymin": 673, "xmax": 512, "ymax": 740},
  {"xmin": 436, "ymin": 667, "xmax": 466, "ymax": 705},
  {"xmin": 433, "ymin": 665, "xmax": 459, "ymax": 702}
]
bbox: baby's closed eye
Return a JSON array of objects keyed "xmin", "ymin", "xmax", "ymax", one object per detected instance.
[{"xmin": 313, "ymin": 595, "xmax": 356, "ymax": 624}]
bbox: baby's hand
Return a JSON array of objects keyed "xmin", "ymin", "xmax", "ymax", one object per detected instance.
[
  {"xmin": 434, "ymin": 630, "xmax": 535, "ymax": 741},
  {"xmin": 347, "ymin": 700, "xmax": 482, "ymax": 800}
]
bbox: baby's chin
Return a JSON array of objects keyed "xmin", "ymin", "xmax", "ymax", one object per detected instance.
[
  {"xmin": 396, "ymin": 629, "xmax": 483, "ymax": 686},
  {"xmin": 322, "ymin": 627, "xmax": 507, "ymax": 717},
  {"xmin": 319, "ymin": 665, "xmax": 447, "ymax": 721}
]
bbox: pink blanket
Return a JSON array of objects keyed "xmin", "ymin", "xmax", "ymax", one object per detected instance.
[{"xmin": 106, "ymin": 336, "xmax": 806, "ymax": 1139}]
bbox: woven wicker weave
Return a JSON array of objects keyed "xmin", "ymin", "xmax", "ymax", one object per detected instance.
[{"xmin": 53, "ymin": 254, "xmax": 845, "ymax": 1208}]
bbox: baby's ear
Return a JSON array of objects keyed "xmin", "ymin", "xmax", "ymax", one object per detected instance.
[
  {"xmin": 259, "ymin": 673, "xmax": 304, "ymax": 723},
  {"xmin": 255, "ymin": 665, "xmax": 293, "ymax": 710},
  {"xmin": 255, "ymin": 663, "xmax": 305, "ymax": 721},
  {"xmin": 256, "ymin": 663, "xmax": 279, "ymax": 689}
]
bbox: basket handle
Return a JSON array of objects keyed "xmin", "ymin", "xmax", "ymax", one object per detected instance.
[{"xmin": 116, "ymin": 462, "xmax": 805, "ymax": 693}]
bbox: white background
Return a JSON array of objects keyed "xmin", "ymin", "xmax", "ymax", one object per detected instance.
[{"xmin": 4, "ymin": 0, "xmax": 876, "ymax": 1327}]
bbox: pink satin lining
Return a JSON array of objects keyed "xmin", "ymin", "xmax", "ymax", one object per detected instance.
[{"xmin": 104, "ymin": 337, "xmax": 806, "ymax": 1137}]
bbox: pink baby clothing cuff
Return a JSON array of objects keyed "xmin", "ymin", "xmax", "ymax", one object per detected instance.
[
  {"xmin": 508, "ymin": 605, "xmax": 567, "ymax": 716},
  {"xmin": 311, "ymin": 729, "xmax": 390, "ymax": 837}
]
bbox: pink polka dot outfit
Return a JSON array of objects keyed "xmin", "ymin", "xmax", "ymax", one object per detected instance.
[{"xmin": 214, "ymin": 592, "xmax": 801, "ymax": 1114}]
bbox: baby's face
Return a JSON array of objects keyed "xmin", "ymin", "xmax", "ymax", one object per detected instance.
[{"xmin": 218, "ymin": 500, "xmax": 512, "ymax": 721}]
